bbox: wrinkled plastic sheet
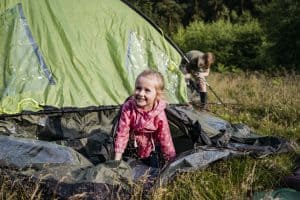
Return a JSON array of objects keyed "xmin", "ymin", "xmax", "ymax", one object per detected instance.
[
  {"xmin": 0, "ymin": 135, "xmax": 133, "ymax": 199},
  {"xmin": 0, "ymin": 135, "xmax": 92, "ymax": 169},
  {"xmin": 0, "ymin": 106, "xmax": 294, "ymax": 198}
]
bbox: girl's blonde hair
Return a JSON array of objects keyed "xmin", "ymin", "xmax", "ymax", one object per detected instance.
[{"xmin": 135, "ymin": 69, "xmax": 165, "ymax": 99}]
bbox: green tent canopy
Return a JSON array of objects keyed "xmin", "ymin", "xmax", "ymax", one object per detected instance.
[{"xmin": 0, "ymin": 0, "xmax": 187, "ymax": 115}]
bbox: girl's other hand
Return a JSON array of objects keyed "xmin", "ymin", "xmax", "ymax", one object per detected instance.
[{"xmin": 114, "ymin": 152, "xmax": 122, "ymax": 160}]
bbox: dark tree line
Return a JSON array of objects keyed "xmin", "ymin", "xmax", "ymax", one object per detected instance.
[
  {"xmin": 126, "ymin": 0, "xmax": 300, "ymax": 71},
  {"xmin": 126, "ymin": 0, "xmax": 271, "ymax": 33}
]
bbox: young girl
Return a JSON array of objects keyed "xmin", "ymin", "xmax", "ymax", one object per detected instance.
[{"xmin": 114, "ymin": 70, "xmax": 176, "ymax": 167}]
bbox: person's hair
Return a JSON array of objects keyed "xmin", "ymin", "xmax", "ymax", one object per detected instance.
[
  {"xmin": 135, "ymin": 69, "xmax": 165, "ymax": 99},
  {"xmin": 204, "ymin": 52, "xmax": 215, "ymax": 68}
]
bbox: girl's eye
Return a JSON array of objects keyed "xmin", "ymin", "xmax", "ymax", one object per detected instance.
[{"xmin": 145, "ymin": 88, "xmax": 151, "ymax": 93}]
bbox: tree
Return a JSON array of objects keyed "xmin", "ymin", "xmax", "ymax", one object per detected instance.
[
  {"xmin": 260, "ymin": 0, "xmax": 300, "ymax": 70},
  {"xmin": 153, "ymin": 0, "xmax": 184, "ymax": 34}
]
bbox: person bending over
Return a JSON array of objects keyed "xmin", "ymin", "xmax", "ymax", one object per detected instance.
[{"xmin": 182, "ymin": 50, "xmax": 215, "ymax": 110}]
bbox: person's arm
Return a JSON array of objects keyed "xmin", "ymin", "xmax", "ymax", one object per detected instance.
[
  {"xmin": 196, "ymin": 68, "xmax": 210, "ymax": 78},
  {"xmin": 157, "ymin": 112, "xmax": 176, "ymax": 162},
  {"xmin": 184, "ymin": 73, "xmax": 192, "ymax": 80},
  {"xmin": 114, "ymin": 104, "xmax": 132, "ymax": 161}
]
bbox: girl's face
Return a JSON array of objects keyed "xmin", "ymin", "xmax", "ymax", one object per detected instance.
[{"xmin": 134, "ymin": 76, "xmax": 158, "ymax": 111}]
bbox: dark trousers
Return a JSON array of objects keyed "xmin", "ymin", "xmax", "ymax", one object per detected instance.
[
  {"xmin": 199, "ymin": 92, "xmax": 208, "ymax": 109},
  {"xmin": 189, "ymin": 80, "xmax": 207, "ymax": 108},
  {"xmin": 141, "ymin": 148, "xmax": 161, "ymax": 168}
]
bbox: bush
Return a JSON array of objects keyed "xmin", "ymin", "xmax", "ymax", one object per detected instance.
[{"xmin": 173, "ymin": 20, "xmax": 267, "ymax": 70}]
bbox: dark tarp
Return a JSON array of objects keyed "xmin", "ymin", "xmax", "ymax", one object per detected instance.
[
  {"xmin": 281, "ymin": 156, "xmax": 300, "ymax": 191},
  {"xmin": 0, "ymin": 135, "xmax": 92, "ymax": 169},
  {"xmin": 0, "ymin": 106, "xmax": 294, "ymax": 198},
  {"xmin": 253, "ymin": 188, "xmax": 300, "ymax": 200}
]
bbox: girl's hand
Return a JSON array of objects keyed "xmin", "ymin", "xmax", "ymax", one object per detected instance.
[{"xmin": 114, "ymin": 152, "xmax": 122, "ymax": 160}]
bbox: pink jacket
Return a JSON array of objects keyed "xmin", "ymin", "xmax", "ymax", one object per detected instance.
[{"xmin": 114, "ymin": 97, "xmax": 176, "ymax": 161}]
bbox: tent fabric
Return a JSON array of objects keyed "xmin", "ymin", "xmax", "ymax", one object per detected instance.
[
  {"xmin": 281, "ymin": 156, "xmax": 300, "ymax": 191},
  {"xmin": 282, "ymin": 175, "xmax": 300, "ymax": 191},
  {"xmin": 0, "ymin": 0, "xmax": 187, "ymax": 115},
  {"xmin": 0, "ymin": 109, "xmax": 118, "ymax": 164},
  {"xmin": 0, "ymin": 135, "xmax": 92, "ymax": 169}
]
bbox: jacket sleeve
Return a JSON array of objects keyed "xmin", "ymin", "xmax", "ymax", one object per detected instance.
[
  {"xmin": 156, "ymin": 111, "xmax": 176, "ymax": 161},
  {"xmin": 114, "ymin": 104, "xmax": 131, "ymax": 154}
]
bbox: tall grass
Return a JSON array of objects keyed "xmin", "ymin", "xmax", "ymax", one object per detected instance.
[
  {"xmin": 208, "ymin": 72, "xmax": 299, "ymax": 141},
  {"xmin": 151, "ymin": 72, "xmax": 299, "ymax": 200},
  {"xmin": 0, "ymin": 169, "xmax": 43, "ymax": 200},
  {"xmin": 153, "ymin": 154, "xmax": 296, "ymax": 200}
]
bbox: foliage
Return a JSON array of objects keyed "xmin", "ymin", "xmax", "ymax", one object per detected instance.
[
  {"xmin": 125, "ymin": 0, "xmax": 184, "ymax": 34},
  {"xmin": 125, "ymin": 0, "xmax": 269, "ymax": 34},
  {"xmin": 173, "ymin": 20, "xmax": 266, "ymax": 70},
  {"xmin": 126, "ymin": 0, "xmax": 300, "ymax": 72},
  {"xmin": 125, "ymin": 0, "xmax": 271, "ymax": 32},
  {"xmin": 259, "ymin": 0, "xmax": 300, "ymax": 70}
]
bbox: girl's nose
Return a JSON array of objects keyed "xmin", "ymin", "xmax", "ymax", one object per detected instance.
[
  {"xmin": 136, "ymin": 90, "xmax": 145, "ymax": 96},
  {"xmin": 139, "ymin": 90, "xmax": 145, "ymax": 95}
]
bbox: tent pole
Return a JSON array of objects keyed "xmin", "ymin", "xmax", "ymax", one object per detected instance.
[{"xmin": 200, "ymin": 77, "xmax": 226, "ymax": 108}]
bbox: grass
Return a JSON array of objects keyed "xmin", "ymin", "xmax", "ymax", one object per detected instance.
[
  {"xmin": 1, "ymin": 72, "xmax": 299, "ymax": 199},
  {"xmin": 208, "ymin": 72, "xmax": 299, "ymax": 141},
  {"xmin": 150, "ymin": 72, "xmax": 300, "ymax": 200},
  {"xmin": 152, "ymin": 154, "xmax": 296, "ymax": 200},
  {"xmin": 0, "ymin": 169, "xmax": 43, "ymax": 200}
]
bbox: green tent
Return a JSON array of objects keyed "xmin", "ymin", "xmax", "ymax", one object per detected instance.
[{"xmin": 0, "ymin": 0, "xmax": 187, "ymax": 115}]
